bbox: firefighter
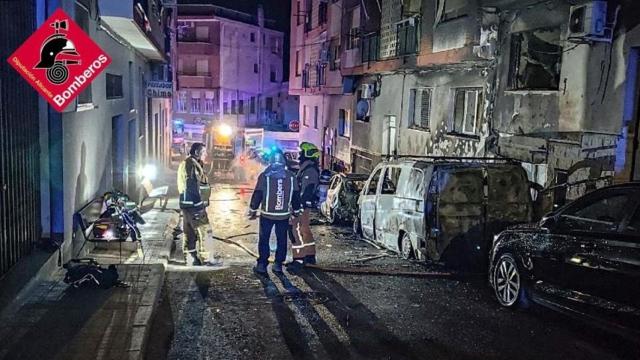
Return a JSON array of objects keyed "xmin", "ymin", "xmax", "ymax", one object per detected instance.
[
  {"xmin": 288, "ymin": 142, "xmax": 320, "ymax": 271},
  {"xmin": 248, "ymin": 150, "xmax": 300, "ymax": 274},
  {"xmin": 177, "ymin": 142, "xmax": 214, "ymax": 266}
]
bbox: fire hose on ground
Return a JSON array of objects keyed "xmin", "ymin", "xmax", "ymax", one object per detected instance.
[{"xmin": 210, "ymin": 232, "xmax": 454, "ymax": 279}]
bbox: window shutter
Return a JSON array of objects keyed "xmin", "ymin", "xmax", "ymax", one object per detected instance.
[{"xmin": 419, "ymin": 89, "xmax": 432, "ymax": 128}]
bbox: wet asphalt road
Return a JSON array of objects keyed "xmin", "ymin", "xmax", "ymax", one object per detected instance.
[{"xmin": 147, "ymin": 182, "xmax": 640, "ymax": 360}]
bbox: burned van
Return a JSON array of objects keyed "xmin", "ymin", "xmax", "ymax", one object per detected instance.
[{"xmin": 354, "ymin": 159, "xmax": 533, "ymax": 269}]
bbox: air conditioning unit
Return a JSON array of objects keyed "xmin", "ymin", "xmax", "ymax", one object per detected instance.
[
  {"xmin": 360, "ymin": 83, "xmax": 375, "ymax": 99},
  {"xmin": 568, "ymin": 1, "xmax": 608, "ymax": 40}
]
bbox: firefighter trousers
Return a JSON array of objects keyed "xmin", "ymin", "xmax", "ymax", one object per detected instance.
[
  {"xmin": 257, "ymin": 217, "xmax": 289, "ymax": 266},
  {"xmin": 289, "ymin": 209, "xmax": 315, "ymax": 260},
  {"xmin": 182, "ymin": 208, "xmax": 210, "ymax": 262}
]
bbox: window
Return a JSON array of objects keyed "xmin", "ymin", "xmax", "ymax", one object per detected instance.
[
  {"xmin": 381, "ymin": 167, "xmax": 400, "ymax": 195},
  {"xmin": 250, "ymin": 32, "xmax": 255, "ymax": 42},
  {"xmin": 106, "ymin": 74, "xmax": 123, "ymax": 99},
  {"xmin": 338, "ymin": 109, "xmax": 351, "ymax": 137},
  {"xmin": 271, "ymin": 37, "xmax": 281, "ymax": 55},
  {"xmin": 254, "ymin": 63, "xmax": 259, "ymax": 73},
  {"xmin": 409, "ymin": 88, "xmax": 432, "ymax": 130},
  {"xmin": 295, "ymin": 51, "xmax": 301, "ymax": 76},
  {"xmin": 177, "ymin": 91, "xmax": 187, "ymax": 113},
  {"xmin": 302, "ymin": 65, "xmax": 310, "ymax": 88},
  {"xmin": 196, "ymin": 59, "xmax": 209, "ymax": 76},
  {"xmin": 561, "ymin": 193, "xmax": 634, "ymax": 233},
  {"xmin": 346, "ymin": 8, "xmax": 360, "ymax": 50},
  {"xmin": 270, "ymin": 65, "xmax": 277, "ymax": 82},
  {"xmin": 75, "ymin": 3, "xmax": 92, "ymax": 104},
  {"xmin": 231, "ymin": 100, "xmax": 237, "ymax": 114},
  {"xmin": 404, "ymin": 169, "xmax": 425, "ymax": 200},
  {"xmin": 318, "ymin": 1, "xmax": 328, "ymax": 26},
  {"xmin": 204, "ymin": 98, "xmax": 214, "ymax": 114},
  {"xmin": 313, "ymin": 106, "xmax": 319, "ymax": 129},
  {"xmin": 304, "ymin": 0, "xmax": 312, "ymax": 32},
  {"xmin": 397, "ymin": 19, "xmax": 419, "ymax": 56},
  {"xmin": 366, "ymin": 168, "xmax": 382, "ymax": 195},
  {"xmin": 302, "ymin": 105, "xmax": 308, "ymax": 126},
  {"xmin": 451, "ymin": 88, "xmax": 482, "ymax": 136},
  {"xmin": 266, "ymin": 97, "xmax": 273, "ymax": 111},
  {"xmin": 316, "ymin": 63, "xmax": 326, "ymax": 86},
  {"xmin": 509, "ymin": 28, "xmax": 562, "ymax": 90},
  {"xmin": 196, "ymin": 26, "xmax": 209, "ymax": 41},
  {"xmin": 297, "ymin": 1, "xmax": 302, "ymax": 26},
  {"xmin": 250, "ymin": 96, "xmax": 256, "ymax": 114},
  {"xmin": 436, "ymin": 0, "xmax": 466, "ymax": 23},
  {"xmin": 238, "ymin": 99, "xmax": 244, "ymax": 114},
  {"xmin": 191, "ymin": 92, "xmax": 201, "ymax": 113},
  {"xmin": 361, "ymin": 33, "xmax": 380, "ymax": 63},
  {"xmin": 347, "ymin": 27, "xmax": 359, "ymax": 50},
  {"xmin": 329, "ymin": 40, "xmax": 340, "ymax": 70},
  {"xmin": 223, "ymin": 102, "xmax": 229, "ymax": 114}
]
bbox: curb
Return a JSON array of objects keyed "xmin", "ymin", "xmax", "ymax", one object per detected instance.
[
  {"xmin": 126, "ymin": 264, "xmax": 165, "ymax": 360},
  {"xmin": 158, "ymin": 210, "xmax": 181, "ymax": 266}
]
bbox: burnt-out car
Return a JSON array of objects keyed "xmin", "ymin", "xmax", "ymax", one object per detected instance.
[
  {"xmin": 489, "ymin": 183, "xmax": 640, "ymax": 338},
  {"xmin": 320, "ymin": 173, "xmax": 369, "ymax": 224},
  {"xmin": 355, "ymin": 159, "xmax": 533, "ymax": 269}
]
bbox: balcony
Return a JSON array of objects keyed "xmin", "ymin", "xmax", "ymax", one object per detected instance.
[
  {"xmin": 177, "ymin": 41, "xmax": 216, "ymax": 55},
  {"xmin": 99, "ymin": 0, "xmax": 164, "ymax": 61},
  {"xmin": 178, "ymin": 73, "xmax": 215, "ymax": 89}
]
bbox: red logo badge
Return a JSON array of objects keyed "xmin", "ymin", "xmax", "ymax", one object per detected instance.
[{"xmin": 7, "ymin": 8, "xmax": 111, "ymax": 112}]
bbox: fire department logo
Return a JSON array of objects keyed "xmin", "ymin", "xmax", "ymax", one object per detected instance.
[{"xmin": 7, "ymin": 8, "xmax": 111, "ymax": 112}]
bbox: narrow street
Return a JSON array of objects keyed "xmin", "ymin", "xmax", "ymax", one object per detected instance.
[{"xmin": 147, "ymin": 182, "xmax": 639, "ymax": 360}]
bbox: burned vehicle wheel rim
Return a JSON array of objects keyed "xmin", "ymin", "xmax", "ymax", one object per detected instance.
[
  {"xmin": 494, "ymin": 255, "xmax": 520, "ymax": 307},
  {"xmin": 401, "ymin": 233, "xmax": 413, "ymax": 260}
]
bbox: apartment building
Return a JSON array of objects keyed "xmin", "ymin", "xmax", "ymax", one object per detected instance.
[
  {"xmin": 291, "ymin": 0, "xmax": 640, "ymax": 203},
  {"xmin": 175, "ymin": 3, "xmax": 297, "ymax": 152},
  {"xmin": 290, "ymin": 0, "xmax": 353, "ymax": 171}
]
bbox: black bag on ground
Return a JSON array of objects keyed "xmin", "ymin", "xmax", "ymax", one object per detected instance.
[{"xmin": 63, "ymin": 258, "xmax": 122, "ymax": 289}]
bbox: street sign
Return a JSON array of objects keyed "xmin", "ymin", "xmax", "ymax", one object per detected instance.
[
  {"xmin": 7, "ymin": 8, "xmax": 111, "ymax": 112},
  {"xmin": 289, "ymin": 120, "xmax": 300, "ymax": 132},
  {"xmin": 146, "ymin": 80, "xmax": 172, "ymax": 98}
]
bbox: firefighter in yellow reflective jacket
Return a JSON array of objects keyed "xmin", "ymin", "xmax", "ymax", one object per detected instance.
[
  {"xmin": 177, "ymin": 142, "xmax": 213, "ymax": 266},
  {"xmin": 248, "ymin": 150, "xmax": 301, "ymax": 274}
]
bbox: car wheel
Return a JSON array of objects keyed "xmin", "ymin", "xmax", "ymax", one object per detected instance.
[
  {"xmin": 328, "ymin": 207, "xmax": 337, "ymax": 225},
  {"xmin": 493, "ymin": 254, "xmax": 525, "ymax": 307},
  {"xmin": 400, "ymin": 233, "xmax": 414, "ymax": 260}
]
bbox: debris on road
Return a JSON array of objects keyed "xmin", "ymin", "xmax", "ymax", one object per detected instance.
[{"xmin": 305, "ymin": 264, "xmax": 453, "ymax": 278}]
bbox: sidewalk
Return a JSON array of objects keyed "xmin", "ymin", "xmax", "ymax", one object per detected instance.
[{"xmin": 0, "ymin": 199, "xmax": 179, "ymax": 360}]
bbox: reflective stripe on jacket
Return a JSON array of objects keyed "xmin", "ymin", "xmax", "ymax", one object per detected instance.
[{"xmin": 178, "ymin": 157, "xmax": 210, "ymax": 209}]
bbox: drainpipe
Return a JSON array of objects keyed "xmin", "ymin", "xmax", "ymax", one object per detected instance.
[{"xmin": 394, "ymin": 72, "xmax": 407, "ymax": 158}]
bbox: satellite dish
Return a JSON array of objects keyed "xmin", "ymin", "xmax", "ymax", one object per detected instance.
[{"xmin": 356, "ymin": 99, "xmax": 370, "ymax": 121}]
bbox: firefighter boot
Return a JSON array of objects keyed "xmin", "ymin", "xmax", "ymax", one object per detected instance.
[
  {"xmin": 253, "ymin": 262, "xmax": 268, "ymax": 275},
  {"xmin": 286, "ymin": 260, "xmax": 304, "ymax": 273},
  {"xmin": 272, "ymin": 262, "xmax": 283, "ymax": 273},
  {"xmin": 303, "ymin": 255, "xmax": 316, "ymax": 265},
  {"xmin": 189, "ymin": 252, "xmax": 203, "ymax": 266}
]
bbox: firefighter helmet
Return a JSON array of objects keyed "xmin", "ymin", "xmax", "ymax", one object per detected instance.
[{"xmin": 299, "ymin": 142, "xmax": 320, "ymax": 159}]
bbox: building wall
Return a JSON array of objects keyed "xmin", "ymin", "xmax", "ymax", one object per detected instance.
[{"xmin": 58, "ymin": 0, "xmax": 170, "ymax": 253}]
